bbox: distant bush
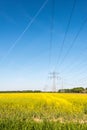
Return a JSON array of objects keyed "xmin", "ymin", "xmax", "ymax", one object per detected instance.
[{"xmin": 58, "ymin": 87, "xmax": 85, "ymax": 93}]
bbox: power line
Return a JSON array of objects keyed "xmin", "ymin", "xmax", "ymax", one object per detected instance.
[
  {"xmin": 60, "ymin": 63, "xmax": 87, "ymax": 86},
  {"xmin": 61, "ymin": 52, "xmax": 87, "ymax": 76},
  {"xmin": 59, "ymin": 51, "xmax": 87, "ymax": 74},
  {"xmin": 54, "ymin": 0, "xmax": 77, "ymax": 70},
  {"xmin": 48, "ymin": 0, "xmax": 55, "ymax": 70},
  {"xmin": 58, "ymin": 34, "xmax": 87, "ymax": 75},
  {"xmin": 67, "ymin": 64, "xmax": 87, "ymax": 80},
  {"xmin": 58, "ymin": 16, "xmax": 87, "ymax": 69},
  {"xmin": 56, "ymin": 22, "xmax": 87, "ymax": 79},
  {"xmin": 0, "ymin": 0, "xmax": 49, "ymax": 63},
  {"xmin": 44, "ymin": 0, "xmax": 55, "ymax": 89}
]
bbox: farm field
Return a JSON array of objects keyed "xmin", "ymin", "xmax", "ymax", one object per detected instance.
[{"xmin": 0, "ymin": 93, "xmax": 87, "ymax": 130}]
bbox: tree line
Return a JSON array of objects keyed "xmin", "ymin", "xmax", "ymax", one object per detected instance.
[
  {"xmin": 58, "ymin": 87, "xmax": 87, "ymax": 93},
  {"xmin": 0, "ymin": 87, "xmax": 87, "ymax": 93}
]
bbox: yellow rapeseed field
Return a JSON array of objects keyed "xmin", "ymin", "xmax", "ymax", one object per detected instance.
[{"xmin": 0, "ymin": 93, "xmax": 87, "ymax": 123}]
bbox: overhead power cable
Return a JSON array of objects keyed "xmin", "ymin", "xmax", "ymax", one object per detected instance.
[
  {"xmin": 58, "ymin": 16, "xmax": 87, "ymax": 69},
  {"xmin": 61, "ymin": 50, "xmax": 87, "ymax": 75},
  {"xmin": 44, "ymin": 0, "xmax": 56, "ymax": 90},
  {"xmin": 1, "ymin": 0, "xmax": 49, "ymax": 63},
  {"xmin": 48, "ymin": 0, "xmax": 55, "ymax": 70},
  {"xmin": 54, "ymin": 0, "xmax": 77, "ymax": 70}
]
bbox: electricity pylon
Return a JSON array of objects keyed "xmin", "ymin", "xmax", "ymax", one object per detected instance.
[{"xmin": 49, "ymin": 71, "xmax": 59, "ymax": 92}]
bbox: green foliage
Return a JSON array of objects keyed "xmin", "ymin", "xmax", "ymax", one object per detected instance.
[
  {"xmin": 59, "ymin": 87, "xmax": 85, "ymax": 93},
  {"xmin": 71, "ymin": 87, "xmax": 84, "ymax": 93},
  {"xmin": 0, "ymin": 120, "xmax": 87, "ymax": 130}
]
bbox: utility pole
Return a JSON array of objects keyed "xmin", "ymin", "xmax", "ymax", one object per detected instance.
[{"xmin": 49, "ymin": 72, "xmax": 58, "ymax": 92}]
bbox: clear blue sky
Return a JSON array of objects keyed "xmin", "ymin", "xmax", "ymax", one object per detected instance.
[{"xmin": 0, "ymin": 0, "xmax": 87, "ymax": 91}]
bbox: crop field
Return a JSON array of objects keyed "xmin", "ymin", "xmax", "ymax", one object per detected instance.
[{"xmin": 0, "ymin": 93, "xmax": 87, "ymax": 130}]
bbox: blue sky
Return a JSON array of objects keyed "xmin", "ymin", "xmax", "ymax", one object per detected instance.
[{"xmin": 0, "ymin": 0, "xmax": 87, "ymax": 91}]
